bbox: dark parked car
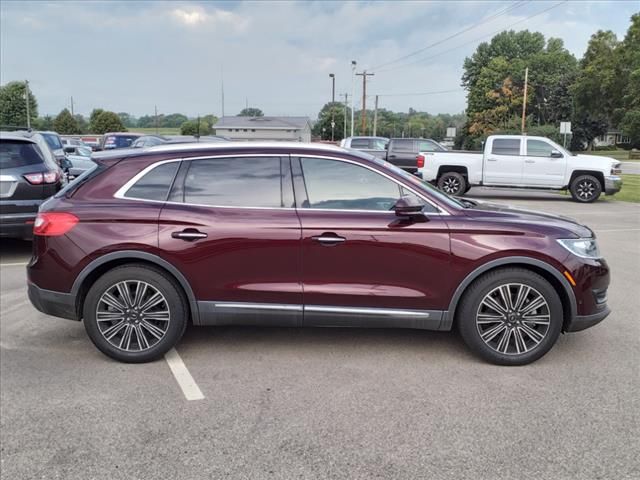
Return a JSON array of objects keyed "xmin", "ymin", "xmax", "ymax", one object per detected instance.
[
  {"xmin": 101, "ymin": 132, "xmax": 143, "ymax": 150},
  {"xmin": 131, "ymin": 135, "xmax": 230, "ymax": 148},
  {"xmin": 27, "ymin": 142, "xmax": 610, "ymax": 365},
  {"xmin": 1, "ymin": 132, "xmax": 65, "ymax": 239}
]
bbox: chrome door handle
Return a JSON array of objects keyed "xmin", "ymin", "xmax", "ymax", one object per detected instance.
[
  {"xmin": 172, "ymin": 229, "xmax": 208, "ymax": 241},
  {"xmin": 525, "ymin": 159, "xmax": 535, "ymax": 163},
  {"xmin": 487, "ymin": 158, "xmax": 498, "ymax": 162},
  {"xmin": 312, "ymin": 233, "xmax": 346, "ymax": 246}
]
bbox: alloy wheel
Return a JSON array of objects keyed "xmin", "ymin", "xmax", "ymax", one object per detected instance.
[
  {"xmin": 442, "ymin": 177, "xmax": 461, "ymax": 194},
  {"xmin": 96, "ymin": 280, "xmax": 171, "ymax": 352},
  {"xmin": 576, "ymin": 180, "xmax": 597, "ymax": 200},
  {"xmin": 475, "ymin": 283, "xmax": 550, "ymax": 356}
]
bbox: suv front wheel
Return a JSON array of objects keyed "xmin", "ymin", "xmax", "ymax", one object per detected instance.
[
  {"xmin": 457, "ymin": 268, "xmax": 563, "ymax": 365},
  {"xmin": 83, "ymin": 264, "xmax": 188, "ymax": 363}
]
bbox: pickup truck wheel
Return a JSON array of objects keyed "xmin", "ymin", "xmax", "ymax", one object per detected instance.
[
  {"xmin": 570, "ymin": 175, "xmax": 602, "ymax": 203},
  {"xmin": 437, "ymin": 172, "xmax": 466, "ymax": 196}
]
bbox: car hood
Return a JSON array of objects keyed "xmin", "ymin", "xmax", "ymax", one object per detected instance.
[
  {"xmin": 573, "ymin": 153, "xmax": 618, "ymax": 168},
  {"xmin": 461, "ymin": 199, "xmax": 594, "ymax": 238}
]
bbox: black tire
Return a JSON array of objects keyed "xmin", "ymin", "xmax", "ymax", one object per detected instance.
[
  {"xmin": 437, "ymin": 172, "xmax": 467, "ymax": 196},
  {"xmin": 83, "ymin": 264, "xmax": 188, "ymax": 363},
  {"xmin": 457, "ymin": 268, "xmax": 563, "ymax": 366},
  {"xmin": 463, "ymin": 185, "xmax": 472, "ymax": 194},
  {"xmin": 569, "ymin": 174, "xmax": 602, "ymax": 203}
]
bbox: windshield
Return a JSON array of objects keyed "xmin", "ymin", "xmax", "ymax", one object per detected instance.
[
  {"xmin": 76, "ymin": 146, "xmax": 92, "ymax": 157},
  {"xmin": 41, "ymin": 133, "xmax": 63, "ymax": 150},
  {"xmin": 351, "ymin": 151, "xmax": 465, "ymax": 210},
  {"xmin": 547, "ymin": 138, "xmax": 575, "ymax": 157}
]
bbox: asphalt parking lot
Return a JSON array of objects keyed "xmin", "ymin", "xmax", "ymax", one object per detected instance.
[{"xmin": 1, "ymin": 190, "xmax": 639, "ymax": 480}]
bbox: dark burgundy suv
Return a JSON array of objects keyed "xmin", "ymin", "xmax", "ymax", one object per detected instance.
[{"xmin": 27, "ymin": 143, "xmax": 610, "ymax": 365}]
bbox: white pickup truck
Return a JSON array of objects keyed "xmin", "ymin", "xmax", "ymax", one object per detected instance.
[{"xmin": 418, "ymin": 135, "xmax": 623, "ymax": 202}]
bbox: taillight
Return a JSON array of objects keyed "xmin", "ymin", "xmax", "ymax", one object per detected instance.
[
  {"xmin": 23, "ymin": 171, "xmax": 59, "ymax": 185},
  {"xmin": 416, "ymin": 154, "xmax": 425, "ymax": 168},
  {"xmin": 33, "ymin": 212, "xmax": 79, "ymax": 236}
]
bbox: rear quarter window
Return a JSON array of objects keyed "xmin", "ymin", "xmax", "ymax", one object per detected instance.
[
  {"xmin": 0, "ymin": 141, "xmax": 45, "ymax": 168},
  {"xmin": 491, "ymin": 139, "xmax": 521, "ymax": 156},
  {"xmin": 391, "ymin": 139, "xmax": 414, "ymax": 152},
  {"xmin": 123, "ymin": 162, "xmax": 180, "ymax": 201}
]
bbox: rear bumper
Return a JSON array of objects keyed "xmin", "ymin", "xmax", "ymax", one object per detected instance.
[
  {"xmin": 0, "ymin": 213, "xmax": 37, "ymax": 239},
  {"xmin": 604, "ymin": 175, "xmax": 622, "ymax": 195},
  {"xmin": 28, "ymin": 282, "xmax": 79, "ymax": 321},
  {"xmin": 566, "ymin": 306, "xmax": 610, "ymax": 332}
]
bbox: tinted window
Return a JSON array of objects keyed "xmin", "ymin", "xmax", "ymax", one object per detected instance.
[
  {"xmin": 350, "ymin": 138, "xmax": 371, "ymax": 149},
  {"xmin": 0, "ymin": 141, "xmax": 45, "ymax": 168},
  {"xmin": 41, "ymin": 133, "xmax": 63, "ymax": 150},
  {"xmin": 418, "ymin": 140, "xmax": 445, "ymax": 152},
  {"xmin": 183, "ymin": 157, "xmax": 283, "ymax": 208},
  {"xmin": 391, "ymin": 139, "xmax": 414, "ymax": 152},
  {"xmin": 372, "ymin": 138, "xmax": 389, "ymax": 150},
  {"xmin": 491, "ymin": 139, "xmax": 521, "ymax": 156},
  {"xmin": 125, "ymin": 162, "xmax": 179, "ymax": 201},
  {"xmin": 527, "ymin": 139, "xmax": 554, "ymax": 157},
  {"xmin": 300, "ymin": 157, "xmax": 401, "ymax": 211},
  {"xmin": 104, "ymin": 135, "xmax": 138, "ymax": 149}
]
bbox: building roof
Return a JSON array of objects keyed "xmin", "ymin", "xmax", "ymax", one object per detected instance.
[{"xmin": 214, "ymin": 116, "xmax": 311, "ymax": 130}]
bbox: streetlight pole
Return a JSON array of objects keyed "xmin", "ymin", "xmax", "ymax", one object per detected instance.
[
  {"xmin": 329, "ymin": 73, "xmax": 335, "ymax": 142},
  {"xmin": 350, "ymin": 61, "xmax": 356, "ymax": 137}
]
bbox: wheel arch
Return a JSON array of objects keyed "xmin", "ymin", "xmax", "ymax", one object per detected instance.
[
  {"xmin": 71, "ymin": 251, "xmax": 199, "ymax": 324},
  {"xmin": 437, "ymin": 165, "xmax": 468, "ymax": 179},
  {"xmin": 441, "ymin": 256, "xmax": 576, "ymax": 332},
  {"xmin": 567, "ymin": 170, "xmax": 605, "ymax": 190}
]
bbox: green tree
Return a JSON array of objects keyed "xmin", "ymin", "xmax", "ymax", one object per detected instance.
[
  {"xmin": 164, "ymin": 113, "xmax": 189, "ymax": 128},
  {"xmin": 313, "ymin": 102, "xmax": 347, "ymax": 140},
  {"xmin": 74, "ymin": 114, "xmax": 88, "ymax": 134},
  {"xmin": 92, "ymin": 111, "xmax": 126, "ymax": 134},
  {"xmin": 0, "ymin": 81, "xmax": 38, "ymax": 127},
  {"xmin": 53, "ymin": 108, "xmax": 80, "ymax": 134},
  {"xmin": 238, "ymin": 107, "xmax": 264, "ymax": 117},
  {"xmin": 180, "ymin": 119, "xmax": 212, "ymax": 136},
  {"xmin": 117, "ymin": 112, "xmax": 137, "ymax": 128},
  {"xmin": 88, "ymin": 108, "xmax": 105, "ymax": 132},
  {"xmin": 32, "ymin": 115, "xmax": 53, "ymax": 131}
]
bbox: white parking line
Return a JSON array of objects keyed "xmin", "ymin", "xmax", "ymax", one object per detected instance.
[
  {"xmin": 0, "ymin": 262, "xmax": 28, "ymax": 267},
  {"xmin": 164, "ymin": 348, "xmax": 204, "ymax": 401}
]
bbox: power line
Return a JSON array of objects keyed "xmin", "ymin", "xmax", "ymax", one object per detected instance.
[
  {"xmin": 377, "ymin": 89, "xmax": 464, "ymax": 97},
  {"xmin": 370, "ymin": 0, "xmax": 530, "ymax": 71},
  {"xmin": 376, "ymin": 0, "xmax": 567, "ymax": 74}
]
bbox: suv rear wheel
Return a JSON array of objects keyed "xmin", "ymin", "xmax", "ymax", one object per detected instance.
[
  {"xmin": 457, "ymin": 268, "xmax": 563, "ymax": 365},
  {"xmin": 83, "ymin": 264, "xmax": 188, "ymax": 363}
]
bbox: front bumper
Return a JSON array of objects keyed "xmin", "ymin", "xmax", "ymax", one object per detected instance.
[
  {"xmin": 566, "ymin": 306, "xmax": 610, "ymax": 332},
  {"xmin": 604, "ymin": 175, "xmax": 622, "ymax": 195},
  {"xmin": 28, "ymin": 282, "xmax": 79, "ymax": 321}
]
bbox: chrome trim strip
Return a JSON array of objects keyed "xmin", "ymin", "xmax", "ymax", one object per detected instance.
[
  {"xmin": 214, "ymin": 302, "xmax": 303, "ymax": 312},
  {"xmin": 0, "ymin": 175, "xmax": 18, "ymax": 181},
  {"xmin": 112, "ymin": 153, "xmax": 448, "ymax": 215},
  {"xmin": 305, "ymin": 305, "xmax": 430, "ymax": 317}
]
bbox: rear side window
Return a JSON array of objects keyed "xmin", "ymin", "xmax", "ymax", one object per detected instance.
[
  {"xmin": 350, "ymin": 138, "xmax": 371, "ymax": 149},
  {"xmin": 104, "ymin": 135, "xmax": 138, "ymax": 149},
  {"xmin": 392, "ymin": 139, "xmax": 414, "ymax": 152},
  {"xmin": 124, "ymin": 162, "xmax": 179, "ymax": 201},
  {"xmin": 0, "ymin": 141, "xmax": 44, "ymax": 168},
  {"xmin": 491, "ymin": 139, "xmax": 521, "ymax": 156},
  {"xmin": 182, "ymin": 157, "xmax": 283, "ymax": 208}
]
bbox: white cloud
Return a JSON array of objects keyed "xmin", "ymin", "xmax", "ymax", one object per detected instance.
[{"xmin": 170, "ymin": 5, "xmax": 249, "ymax": 31}]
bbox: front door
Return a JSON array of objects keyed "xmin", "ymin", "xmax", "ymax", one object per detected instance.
[
  {"xmin": 483, "ymin": 138, "xmax": 524, "ymax": 185},
  {"xmin": 293, "ymin": 156, "xmax": 451, "ymax": 330},
  {"xmin": 159, "ymin": 155, "xmax": 302, "ymax": 326},
  {"xmin": 522, "ymin": 139, "xmax": 567, "ymax": 187}
]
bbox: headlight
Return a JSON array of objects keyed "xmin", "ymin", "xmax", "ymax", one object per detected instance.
[
  {"xmin": 611, "ymin": 163, "xmax": 622, "ymax": 175},
  {"xmin": 557, "ymin": 238, "xmax": 602, "ymax": 259}
]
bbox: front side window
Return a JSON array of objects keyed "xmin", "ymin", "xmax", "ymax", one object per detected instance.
[
  {"xmin": 300, "ymin": 157, "xmax": 401, "ymax": 211},
  {"xmin": 350, "ymin": 138, "xmax": 371, "ymax": 149},
  {"xmin": 124, "ymin": 162, "xmax": 179, "ymax": 201},
  {"xmin": 491, "ymin": 139, "xmax": 521, "ymax": 156},
  {"xmin": 183, "ymin": 157, "xmax": 283, "ymax": 208},
  {"xmin": 527, "ymin": 139, "xmax": 555, "ymax": 157}
]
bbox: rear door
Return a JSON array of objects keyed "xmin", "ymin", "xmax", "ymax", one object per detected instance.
[
  {"xmin": 387, "ymin": 139, "xmax": 418, "ymax": 171},
  {"xmin": 158, "ymin": 155, "xmax": 303, "ymax": 326},
  {"xmin": 483, "ymin": 138, "xmax": 524, "ymax": 185},
  {"xmin": 522, "ymin": 138, "xmax": 567, "ymax": 187}
]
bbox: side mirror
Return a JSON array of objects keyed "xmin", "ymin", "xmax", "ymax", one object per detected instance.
[
  {"xmin": 550, "ymin": 150, "xmax": 563, "ymax": 158},
  {"xmin": 393, "ymin": 196, "xmax": 427, "ymax": 221},
  {"xmin": 63, "ymin": 146, "xmax": 75, "ymax": 153}
]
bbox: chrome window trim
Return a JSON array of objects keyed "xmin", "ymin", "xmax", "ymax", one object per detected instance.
[{"xmin": 113, "ymin": 152, "xmax": 449, "ymax": 215}]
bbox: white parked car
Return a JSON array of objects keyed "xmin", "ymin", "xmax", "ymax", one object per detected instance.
[
  {"xmin": 63, "ymin": 145, "xmax": 96, "ymax": 179},
  {"xmin": 418, "ymin": 135, "xmax": 623, "ymax": 202}
]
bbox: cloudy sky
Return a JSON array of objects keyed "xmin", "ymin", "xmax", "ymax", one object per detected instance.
[{"xmin": 1, "ymin": 1, "xmax": 636, "ymax": 119}]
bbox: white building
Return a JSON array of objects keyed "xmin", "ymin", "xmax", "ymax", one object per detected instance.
[
  {"xmin": 594, "ymin": 130, "xmax": 631, "ymax": 147},
  {"xmin": 214, "ymin": 116, "xmax": 312, "ymax": 142}
]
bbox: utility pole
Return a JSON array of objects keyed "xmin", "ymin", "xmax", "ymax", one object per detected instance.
[
  {"xmin": 329, "ymin": 73, "xmax": 335, "ymax": 142},
  {"xmin": 373, "ymin": 95, "xmax": 379, "ymax": 137},
  {"xmin": 521, "ymin": 67, "xmax": 529, "ymax": 134},
  {"xmin": 154, "ymin": 105, "xmax": 158, "ymax": 134},
  {"xmin": 221, "ymin": 67, "xmax": 225, "ymax": 118},
  {"xmin": 350, "ymin": 61, "xmax": 356, "ymax": 137},
  {"xmin": 70, "ymin": 96, "xmax": 74, "ymax": 116},
  {"xmin": 342, "ymin": 93, "xmax": 349, "ymax": 140},
  {"xmin": 25, "ymin": 80, "xmax": 31, "ymax": 129},
  {"xmin": 356, "ymin": 70, "xmax": 374, "ymax": 135}
]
